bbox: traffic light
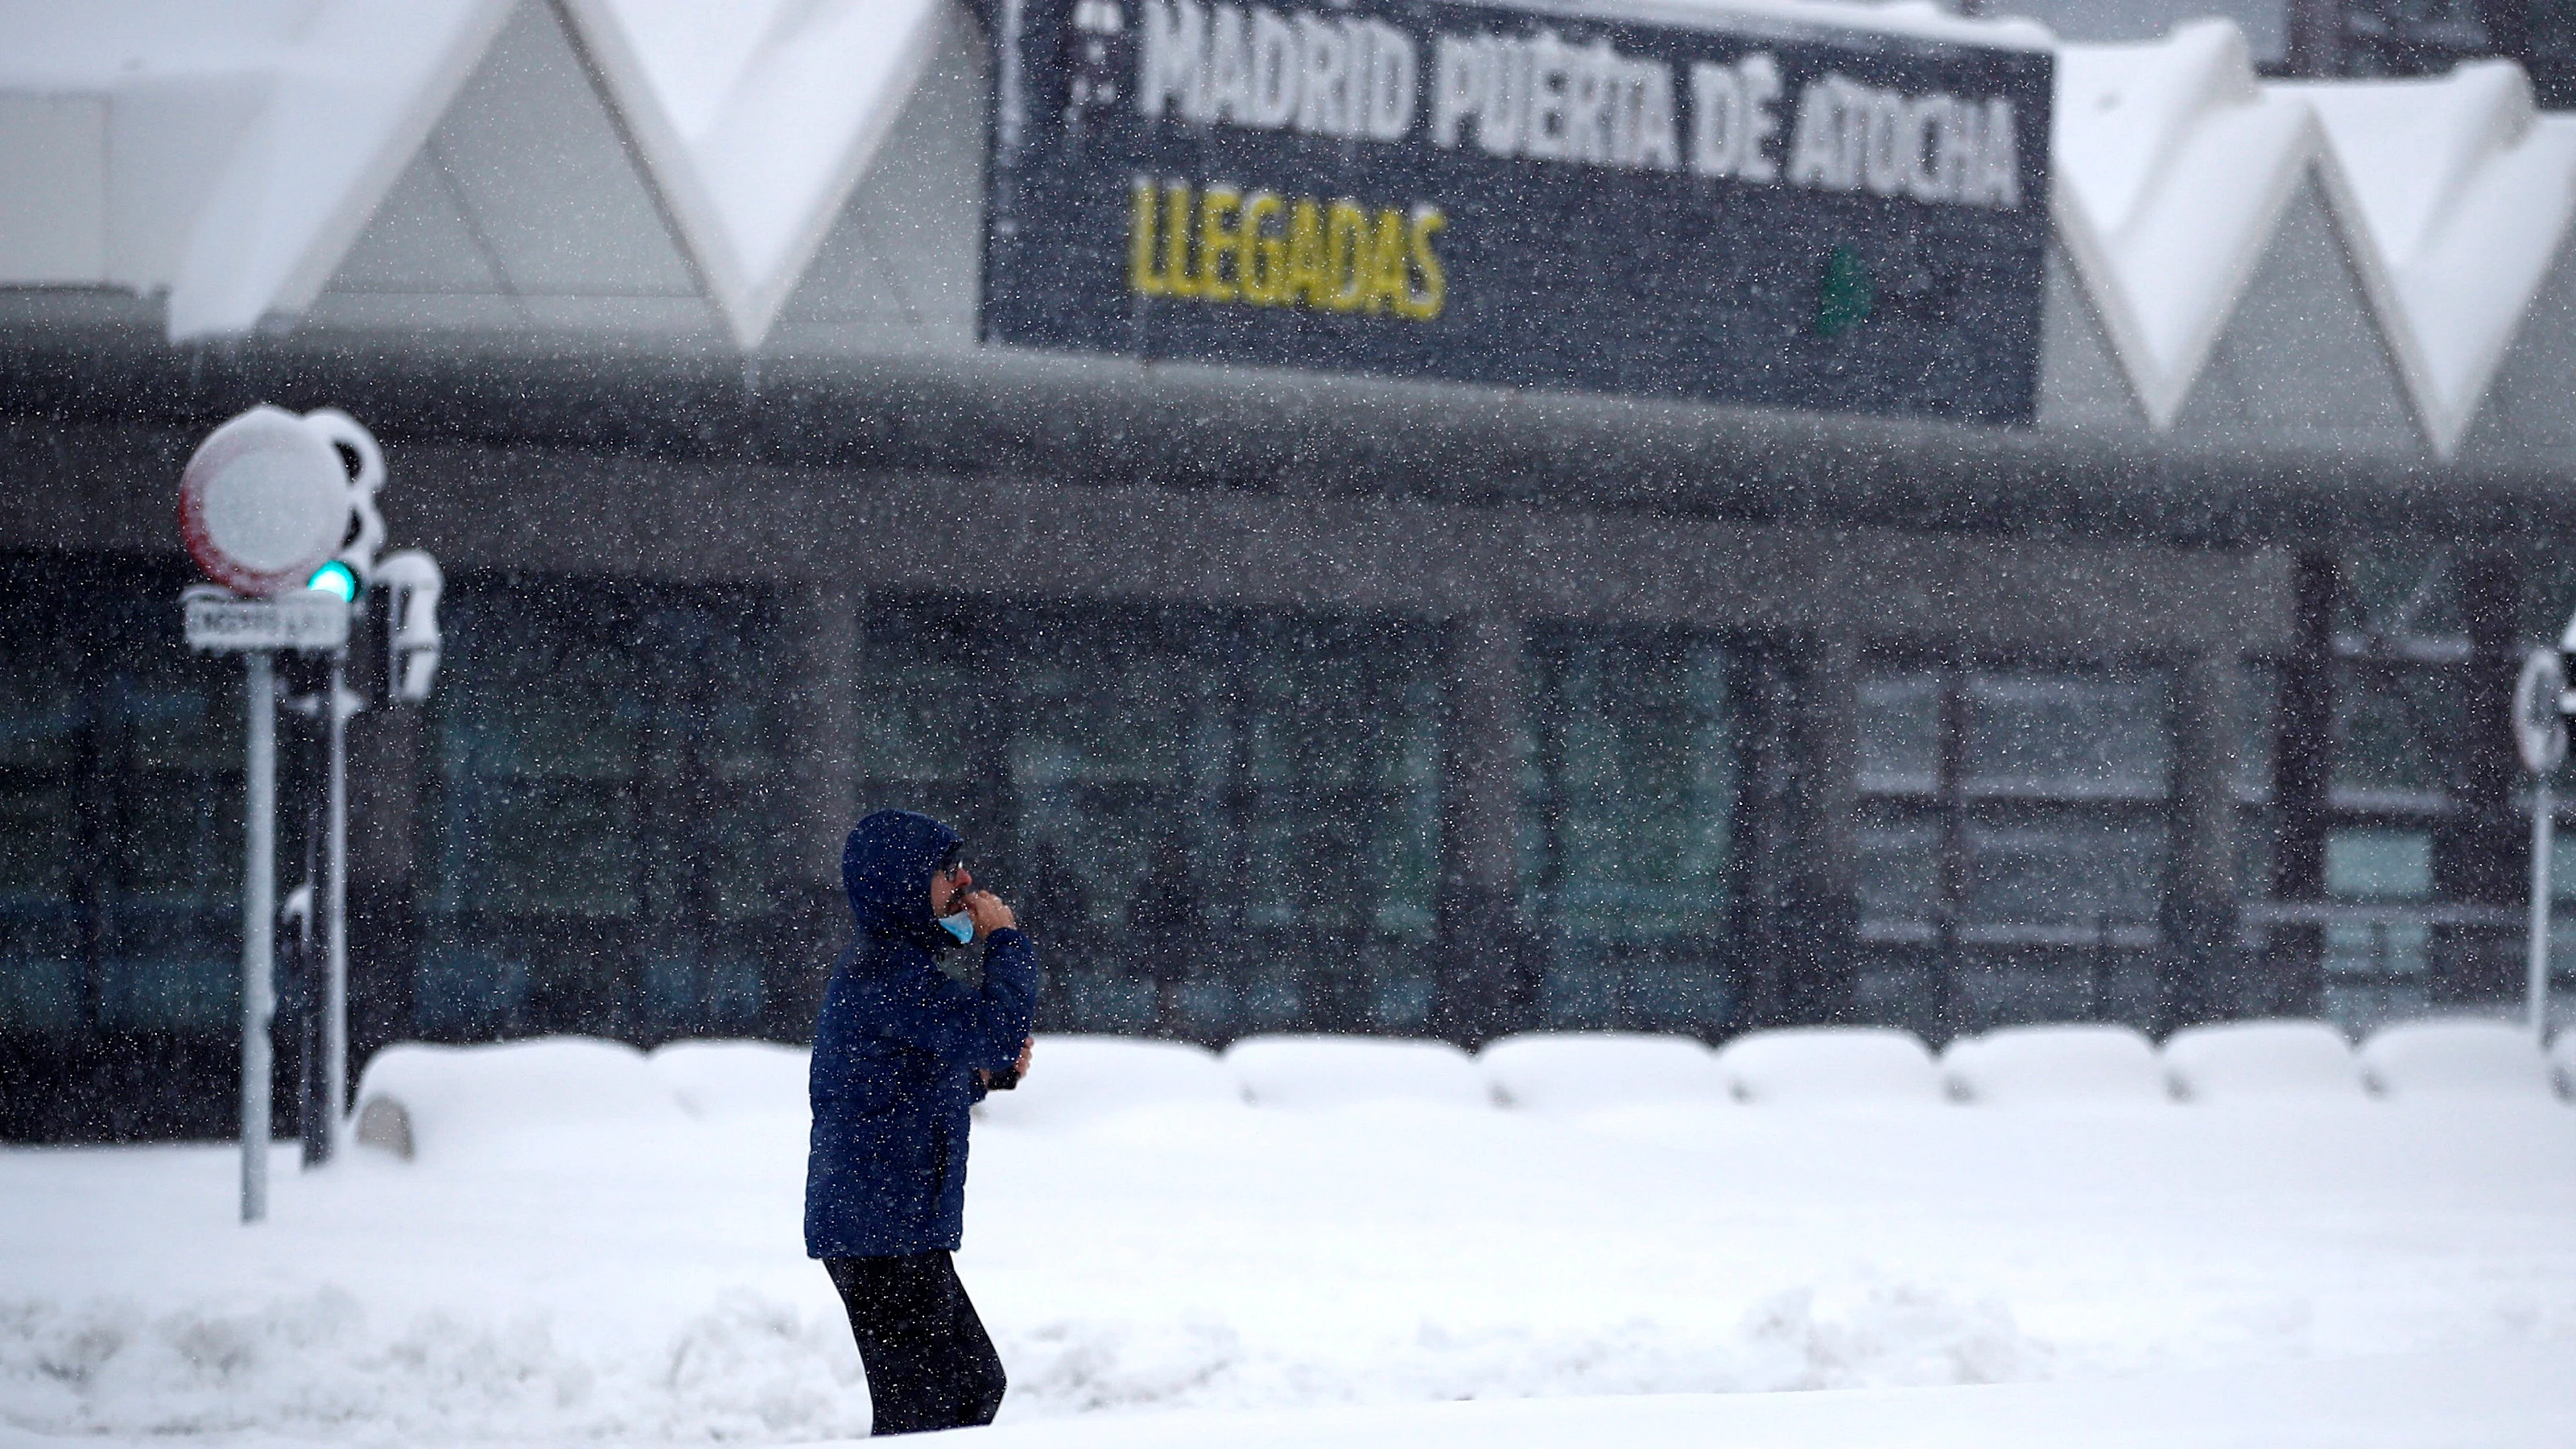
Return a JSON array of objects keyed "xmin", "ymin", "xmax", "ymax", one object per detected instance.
[{"xmin": 303, "ymin": 559, "xmax": 360, "ymax": 602}]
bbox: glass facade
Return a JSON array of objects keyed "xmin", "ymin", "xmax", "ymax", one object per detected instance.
[
  {"xmin": 1520, "ymin": 628, "xmax": 1738, "ymax": 1031},
  {"xmin": 10, "ymin": 539, "xmax": 2570, "ymax": 1140},
  {"xmin": 422, "ymin": 576, "xmax": 790, "ymax": 1040},
  {"xmin": 854, "ymin": 600, "xmax": 1442, "ymax": 1038},
  {"xmin": 0, "ymin": 556, "xmax": 245, "ymax": 1039},
  {"xmin": 1852, "ymin": 662, "xmax": 2177, "ymax": 1032}
]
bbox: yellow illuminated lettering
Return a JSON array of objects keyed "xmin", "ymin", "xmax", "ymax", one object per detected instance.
[
  {"xmin": 1402, "ymin": 208, "xmax": 1447, "ymax": 320},
  {"xmin": 1360, "ymin": 207, "xmax": 1409, "ymax": 314},
  {"xmin": 1325, "ymin": 199, "xmax": 1369, "ymax": 312},
  {"xmin": 1240, "ymin": 192, "xmax": 1284, "ymax": 304},
  {"xmin": 1285, "ymin": 199, "xmax": 1329, "ymax": 307},
  {"xmin": 1162, "ymin": 184, "xmax": 1200, "ymax": 298},
  {"xmin": 1196, "ymin": 186, "xmax": 1242, "ymax": 301},
  {"xmin": 1129, "ymin": 178, "xmax": 1166, "ymax": 296}
]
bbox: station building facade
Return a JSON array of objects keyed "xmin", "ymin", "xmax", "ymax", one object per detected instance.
[{"xmin": 4, "ymin": 0, "xmax": 2576, "ymax": 1138}]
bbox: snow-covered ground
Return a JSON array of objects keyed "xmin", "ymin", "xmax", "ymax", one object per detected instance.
[{"xmin": 2, "ymin": 1029, "xmax": 2572, "ymax": 1447}]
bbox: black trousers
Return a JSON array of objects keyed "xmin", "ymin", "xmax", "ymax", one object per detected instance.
[{"xmin": 824, "ymin": 1252, "xmax": 1008, "ymax": 1435}]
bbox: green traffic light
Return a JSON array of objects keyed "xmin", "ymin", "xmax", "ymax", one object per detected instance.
[{"xmin": 305, "ymin": 559, "xmax": 358, "ymax": 601}]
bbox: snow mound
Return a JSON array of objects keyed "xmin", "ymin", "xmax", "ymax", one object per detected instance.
[
  {"xmin": 1941, "ymin": 1026, "xmax": 2168, "ymax": 1106},
  {"xmin": 977, "ymin": 1036, "xmax": 1241, "ymax": 1128},
  {"xmin": 2360, "ymin": 1021, "xmax": 2556, "ymax": 1100},
  {"xmin": 0, "ymin": 1286, "xmax": 872, "ymax": 1441},
  {"xmin": 352, "ymin": 1037, "xmax": 681, "ymax": 1157},
  {"xmin": 994, "ymin": 1279, "xmax": 2044, "ymax": 1415},
  {"xmin": 1477, "ymin": 1033, "xmax": 1729, "ymax": 1111},
  {"xmin": 2161, "ymin": 1020, "xmax": 2365, "ymax": 1103},
  {"xmin": 1223, "ymin": 1036, "xmax": 1488, "ymax": 1109},
  {"xmin": 2554, "ymin": 1029, "xmax": 2576, "ymax": 1100},
  {"xmin": 650, "ymin": 1039, "xmax": 810, "ymax": 1118},
  {"xmin": 1713, "ymin": 1028, "xmax": 1943, "ymax": 1106}
]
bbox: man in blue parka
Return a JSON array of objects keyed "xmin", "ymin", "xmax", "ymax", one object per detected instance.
[{"xmin": 807, "ymin": 809, "xmax": 1037, "ymax": 1435}]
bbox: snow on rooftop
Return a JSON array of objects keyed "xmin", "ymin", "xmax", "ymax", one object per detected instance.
[
  {"xmin": 1531, "ymin": 0, "xmax": 2052, "ymax": 48},
  {"xmin": 2051, "ymin": 20, "xmax": 2316, "ymax": 430},
  {"xmin": 2290, "ymin": 64, "xmax": 2576, "ymax": 456},
  {"xmin": 4, "ymin": 3, "xmax": 2575, "ymax": 458},
  {"xmin": 559, "ymin": 0, "xmax": 946, "ymax": 347},
  {"xmin": 0, "ymin": 0, "xmax": 513, "ymax": 333}
]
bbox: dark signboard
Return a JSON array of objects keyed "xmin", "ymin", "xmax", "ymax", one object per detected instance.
[{"xmin": 981, "ymin": 0, "xmax": 2054, "ymax": 425}]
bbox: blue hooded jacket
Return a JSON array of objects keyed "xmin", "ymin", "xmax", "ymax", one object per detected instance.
[{"xmin": 805, "ymin": 809, "xmax": 1038, "ymax": 1259}]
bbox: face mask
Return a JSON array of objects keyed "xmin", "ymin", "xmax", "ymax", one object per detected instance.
[{"xmin": 938, "ymin": 910, "xmax": 975, "ymax": 943}]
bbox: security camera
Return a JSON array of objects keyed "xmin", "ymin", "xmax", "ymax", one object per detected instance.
[{"xmin": 374, "ymin": 550, "xmax": 444, "ymax": 704}]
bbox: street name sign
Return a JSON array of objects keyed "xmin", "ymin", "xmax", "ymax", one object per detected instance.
[{"xmin": 184, "ymin": 591, "xmax": 351, "ymax": 653}]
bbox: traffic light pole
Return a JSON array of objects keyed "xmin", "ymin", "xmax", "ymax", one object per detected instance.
[
  {"xmin": 241, "ymin": 650, "xmax": 276, "ymax": 1224},
  {"xmin": 322, "ymin": 647, "xmax": 350, "ymax": 1162}
]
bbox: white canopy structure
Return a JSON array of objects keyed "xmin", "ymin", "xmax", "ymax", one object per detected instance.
[{"xmin": 4, "ymin": 0, "xmax": 2575, "ymax": 460}]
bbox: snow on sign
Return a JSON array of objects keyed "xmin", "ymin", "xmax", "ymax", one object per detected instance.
[
  {"xmin": 984, "ymin": 0, "xmax": 2054, "ymax": 423},
  {"xmin": 178, "ymin": 405, "xmax": 368, "ymax": 597}
]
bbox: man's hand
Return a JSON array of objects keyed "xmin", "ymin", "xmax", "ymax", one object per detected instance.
[
  {"xmin": 964, "ymin": 890, "xmax": 1016, "ymax": 937},
  {"xmin": 977, "ymin": 1038, "xmax": 1035, "ymax": 1092}
]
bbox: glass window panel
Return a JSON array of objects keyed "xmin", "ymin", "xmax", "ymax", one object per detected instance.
[
  {"xmin": 112, "ymin": 774, "xmax": 239, "ymax": 910},
  {"xmin": 415, "ymin": 948, "xmax": 530, "ymax": 1036},
  {"xmin": 0, "ymin": 944, "xmax": 73, "ymax": 1032},
  {"xmin": 856, "ymin": 606, "xmax": 983, "ymax": 786},
  {"xmin": 1856, "ymin": 812, "xmax": 1942, "ymax": 932},
  {"xmin": 0, "ymin": 663, "xmax": 82, "ymax": 771},
  {"xmin": 116, "ymin": 675, "xmax": 240, "ymax": 774},
  {"xmin": 1961, "ymin": 811, "xmax": 2166, "ymax": 931},
  {"xmin": 1856, "ymin": 673, "xmax": 1941, "ymax": 795},
  {"xmin": 93, "ymin": 936, "xmax": 233, "ymax": 1030},
  {"xmin": 473, "ymin": 783, "xmax": 636, "ymax": 917},
  {"xmin": 0, "ymin": 782, "xmax": 74, "ymax": 906},
  {"xmin": 2322, "ymin": 828, "xmax": 2432, "ymax": 993},
  {"xmin": 2332, "ymin": 665, "xmax": 2458, "ymax": 801},
  {"xmin": 2235, "ymin": 661, "xmax": 2277, "ymax": 803},
  {"xmin": 1959, "ymin": 673, "xmax": 2170, "ymax": 800},
  {"xmin": 1236, "ymin": 618, "xmax": 1441, "ymax": 941},
  {"xmin": 1528, "ymin": 634, "xmax": 1734, "ymax": 943},
  {"xmin": 463, "ymin": 638, "xmax": 646, "ymax": 782},
  {"xmin": 2326, "ymin": 829, "xmax": 2432, "ymax": 900},
  {"xmin": 2339, "ymin": 547, "xmax": 2463, "ymax": 642}
]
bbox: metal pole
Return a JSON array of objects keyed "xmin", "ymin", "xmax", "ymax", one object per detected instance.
[
  {"xmin": 2530, "ymin": 780, "xmax": 2554, "ymax": 1043},
  {"xmin": 321, "ymin": 647, "xmax": 349, "ymax": 1162},
  {"xmin": 242, "ymin": 651, "xmax": 275, "ymax": 1224}
]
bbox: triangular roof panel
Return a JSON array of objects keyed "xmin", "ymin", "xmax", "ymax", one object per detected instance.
[
  {"xmin": 560, "ymin": 0, "xmax": 950, "ymax": 348},
  {"xmin": 2288, "ymin": 64, "xmax": 2576, "ymax": 458},
  {"xmin": 2052, "ymin": 21, "xmax": 2317, "ymax": 429},
  {"xmin": 306, "ymin": 0, "xmax": 716, "ymax": 336}
]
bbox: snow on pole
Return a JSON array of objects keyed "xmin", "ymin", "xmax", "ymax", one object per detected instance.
[
  {"xmin": 2513, "ymin": 646, "xmax": 2567, "ymax": 1046},
  {"xmin": 242, "ymin": 650, "xmax": 275, "ymax": 1224},
  {"xmin": 2529, "ymin": 781, "xmax": 2552, "ymax": 1045},
  {"xmin": 323, "ymin": 650, "xmax": 352, "ymax": 1161}
]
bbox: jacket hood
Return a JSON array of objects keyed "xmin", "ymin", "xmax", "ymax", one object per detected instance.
[{"xmin": 841, "ymin": 809, "xmax": 964, "ymax": 953}]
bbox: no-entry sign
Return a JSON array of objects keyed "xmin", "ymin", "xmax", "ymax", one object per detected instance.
[{"xmin": 178, "ymin": 407, "xmax": 364, "ymax": 597}]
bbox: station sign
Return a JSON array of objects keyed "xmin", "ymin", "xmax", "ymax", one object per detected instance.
[{"xmin": 983, "ymin": 0, "xmax": 2054, "ymax": 425}]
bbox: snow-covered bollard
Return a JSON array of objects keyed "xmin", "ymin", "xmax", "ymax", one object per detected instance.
[
  {"xmin": 1940, "ymin": 1025, "xmax": 2167, "ymax": 1106},
  {"xmin": 1222, "ymin": 1035, "xmax": 1488, "ymax": 1108},
  {"xmin": 1711, "ymin": 1026, "xmax": 1943, "ymax": 1106},
  {"xmin": 349, "ymin": 1037, "xmax": 683, "ymax": 1161},
  {"xmin": 649, "ymin": 1039, "xmax": 811, "ymax": 1117},
  {"xmin": 2160, "ymin": 1020, "xmax": 2365, "ymax": 1104},
  {"xmin": 1476, "ymin": 1032, "xmax": 1729, "ymax": 1110},
  {"xmin": 2553, "ymin": 1028, "xmax": 2576, "ymax": 1100},
  {"xmin": 973, "ymin": 1035, "xmax": 1237, "ymax": 1127},
  {"xmin": 2359, "ymin": 1021, "xmax": 2557, "ymax": 1100}
]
